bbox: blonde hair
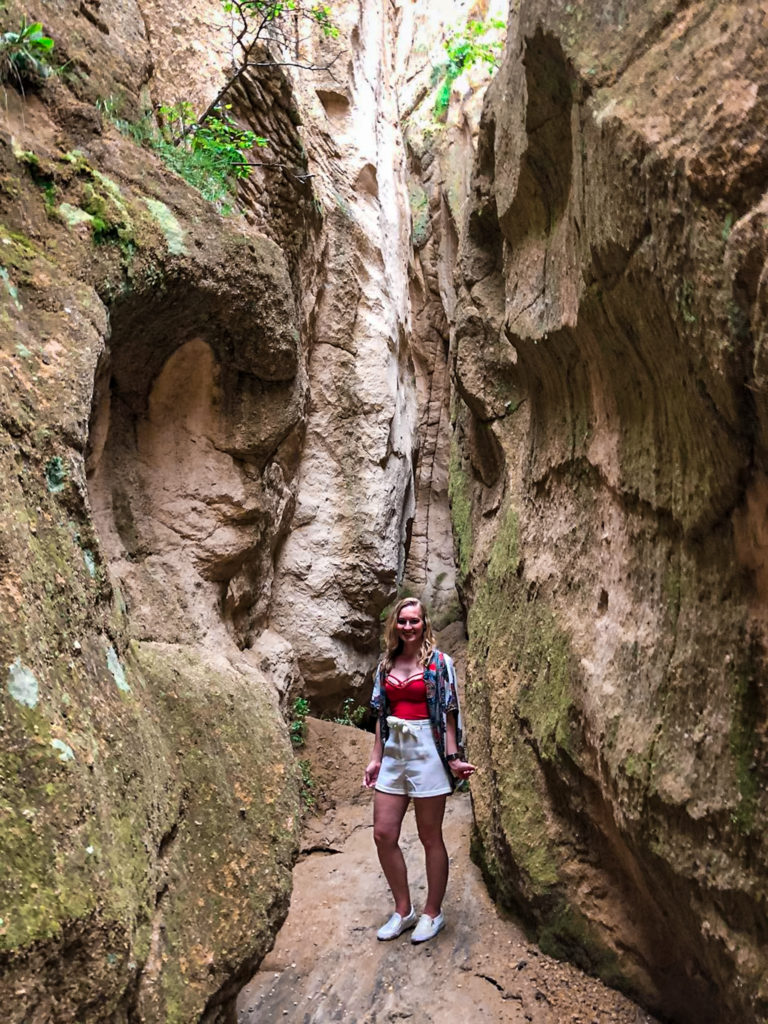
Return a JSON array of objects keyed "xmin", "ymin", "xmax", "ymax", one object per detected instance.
[{"xmin": 380, "ymin": 598, "xmax": 435, "ymax": 675}]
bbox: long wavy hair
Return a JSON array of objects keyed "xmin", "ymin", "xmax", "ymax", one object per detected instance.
[{"xmin": 380, "ymin": 597, "xmax": 435, "ymax": 675}]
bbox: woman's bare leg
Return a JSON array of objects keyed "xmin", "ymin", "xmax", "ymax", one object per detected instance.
[
  {"xmin": 373, "ymin": 791, "xmax": 411, "ymax": 915},
  {"xmin": 414, "ymin": 794, "xmax": 448, "ymax": 918}
]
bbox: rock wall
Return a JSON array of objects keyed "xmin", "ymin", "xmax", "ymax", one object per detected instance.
[
  {"xmin": 260, "ymin": 0, "xmax": 489, "ymax": 706},
  {"xmin": 265, "ymin": 0, "xmax": 418, "ymax": 709},
  {"xmin": 7, "ymin": 0, "xmax": 765, "ymax": 1020},
  {"xmin": 0, "ymin": 0, "xmax": 481, "ymax": 1018},
  {"xmin": 398, "ymin": 0, "xmax": 506, "ymax": 625},
  {"xmin": 453, "ymin": 3, "xmax": 768, "ymax": 1023},
  {"xmin": 0, "ymin": 2, "xmax": 307, "ymax": 1020}
]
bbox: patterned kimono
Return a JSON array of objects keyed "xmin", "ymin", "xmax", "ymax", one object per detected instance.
[{"xmin": 370, "ymin": 648, "xmax": 464, "ymax": 793}]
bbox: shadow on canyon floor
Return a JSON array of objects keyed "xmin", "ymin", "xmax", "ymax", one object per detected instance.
[{"xmin": 236, "ymin": 718, "xmax": 659, "ymax": 1024}]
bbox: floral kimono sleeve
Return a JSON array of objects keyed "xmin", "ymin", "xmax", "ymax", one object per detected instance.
[
  {"xmin": 442, "ymin": 653, "xmax": 460, "ymax": 714},
  {"xmin": 370, "ymin": 662, "xmax": 385, "ymax": 713},
  {"xmin": 370, "ymin": 662, "xmax": 390, "ymax": 743}
]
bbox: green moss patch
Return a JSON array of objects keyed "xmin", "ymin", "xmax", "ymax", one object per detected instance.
[
  {"xmin": 141, "ymin": 197, "xmax": 187, "ymax": 256},
  {"xmin": 465, "ymin": 495, "xmax": 582, "ymax": 944},
  {"xmin": 408, "ymin": 181, "xmax": 430, "ymax": 248},
  {"xmin": 538, "ymin": 899, "xmax": 628, "ymax": 990},
  {"xmin": 448, "ymin": 434, "xmax": 473, "ymax": 583},
  {"xmin": 468, "ymin": 504, "xmax": 575, "ymax": 763},
  {"xmin": 497, "ymin": 739, "xmax": 560, "ymax": 893},
  {"xmin": 728, "ymin": 633, "xmax": 764, "ymax": 835}
]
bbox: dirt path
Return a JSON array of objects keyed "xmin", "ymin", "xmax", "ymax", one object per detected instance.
[{"xmin": 236, "ymin": 718, "xmax": 659, "ymax": 1024}]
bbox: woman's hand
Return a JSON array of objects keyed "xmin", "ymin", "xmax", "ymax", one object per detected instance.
[
  {"xmin": 448, "ymin": 758, "xmax": 477, "ymax": 781},
  {"xmin": 363, "ymin": 759, "xmax": 381, "ymax": 788}
]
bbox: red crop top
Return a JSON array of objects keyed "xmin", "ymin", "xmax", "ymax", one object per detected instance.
[{"xmin": 384, "ymin": 671, "xmax": 429, "ymax": 720}]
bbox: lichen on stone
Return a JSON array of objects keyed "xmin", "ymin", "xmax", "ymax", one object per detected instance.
[
  {"xmin": 141, "ymin": 197, "xmax": 187, "ymax": 255},
  {"xmin": 57, "ymin": 202, "xmax": 94, "ymax": 229},
  {"xmin": 0, "ymin": 265, "xmax": 22, "ymax": 309},
  {"xmin": 6, "ymin": 658, "xmax": 39, "ymax": 708},
  {"xmin": 44, "ymin": 456, "xmax": 67, "ymax": 493},
  {"xmin": 50, "ymin": 738, "xmax": 75, "ymax": 762},
  {"xmin": 105, "ymin": 645, "xmax": 131, "ymax": 693}
]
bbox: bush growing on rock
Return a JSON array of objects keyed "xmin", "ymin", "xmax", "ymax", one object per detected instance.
[{"xmin": 0, "ymin": 20, "xmax": 54, "ymax": 87}]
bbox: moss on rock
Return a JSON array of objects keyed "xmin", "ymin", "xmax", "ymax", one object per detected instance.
[
  {"xmin": 448, "ymin": 434, "xmax": 473, "ymax": 584},
  {"xmin": 0, "ymin": 83, "xmax": 304, "ymax": 1023}
]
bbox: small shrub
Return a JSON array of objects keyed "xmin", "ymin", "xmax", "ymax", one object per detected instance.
[
  {"xmin": 158, "ymin": 100, "xmax": 267, "ymax": 181},
  {"xmin": 223, "ymin": 1, "xmax": 339, "ymax": 39},
  {"xmin": 0, "ymin": 21, "xmax": 55, "ymax": 88},
  {"xmin": 290, "ymin": 696, "xmax": 310, "ymax": 747},
  {"xmin": 333, "ymin": 697, "xmax": 366, "ymax": 728},
  {"xmin": 432, "ymin": 17, "xmax": 505, "ymax": 120},
  {"xmin": 98, "ymin": 97, "xmax": 267, "ymax": 213}
]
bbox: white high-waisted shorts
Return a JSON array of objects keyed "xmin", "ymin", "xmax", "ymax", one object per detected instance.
[{"xmin": 375, "ymin": 717, "xmax": 452, "ymax": 798}]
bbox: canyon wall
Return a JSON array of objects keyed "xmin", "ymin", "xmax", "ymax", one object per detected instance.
[
  {"xmin": 453, "ymin": 3, "xmax": 768, "ymax": 1023},
  {"xmin": 0, "ymin": 2, "xmax": 306, "ymax": 1018},
  {"xmin": 3, "ymin": 0, "xmax": 767, "ymax": 1021},
  {"xmin": 0, "ymin": 0, "xmax": 472, "ymax": 1018}
]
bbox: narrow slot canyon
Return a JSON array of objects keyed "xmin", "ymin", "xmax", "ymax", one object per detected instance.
[{"xmin": 1, "ymin": 1, "xmax": 766, "ymax": 1023}]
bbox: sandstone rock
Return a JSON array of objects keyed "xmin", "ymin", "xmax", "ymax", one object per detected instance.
[
  {"xmin": 9, "ymin": 1, "xmax": 766, "ymax": 1022},
  {"xmin": 398, "ymin": 0, "xmax": 507, "ymax": 626},
  {"xmin": 267, "ymin": 0, "xmax": 419, "ymax": 709},
  {"xmin": 0, "ymin": 69, "xmax": 302, "ymax": 1023},
  {"xmin": 453, "ymin": 4, "xmax": 768, "ymax": 1023}
]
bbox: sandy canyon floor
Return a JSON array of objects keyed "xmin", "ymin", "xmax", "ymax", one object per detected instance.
[{"xmin": 236, "ymin": 717, "xmax": 659, "ymax": 1024}]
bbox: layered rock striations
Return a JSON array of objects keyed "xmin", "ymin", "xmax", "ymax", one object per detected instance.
[
  {"xmin": 265, "ymin": 0, "xmax": 419, "ymax": 709},
  {"xmin": 453, "ymin": 4, "xmax": 768, "ymax": 1023},
  {"xmin": 397, "ymin": 0, "xmax": 507, "ymax": 625}
]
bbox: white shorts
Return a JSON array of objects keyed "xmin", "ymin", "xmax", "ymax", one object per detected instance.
[{"xmin": 375, "ymin": 717, "xmax": 452, "ymax": 798}]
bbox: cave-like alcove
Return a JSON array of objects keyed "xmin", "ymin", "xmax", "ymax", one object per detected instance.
[
  {"xmin": 86, "ymin": 276, "xmax": 303, "ymax": 648},
  {"xmin": 500, "ymin": 28, "xmax": 575, "ymax": 247}
]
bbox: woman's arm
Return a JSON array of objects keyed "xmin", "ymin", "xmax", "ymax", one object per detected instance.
[
  {"xmin": 363, "ymin": 719, "xmax": 383, "ymax": 788},
  {"xmin": 445, "ymin": 711, "xmax": 476, "ymax": 781}
]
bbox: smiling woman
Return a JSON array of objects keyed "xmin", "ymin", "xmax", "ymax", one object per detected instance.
[{"xmin": 363, "ymin": 597, "xmax": 476, "ymax": 944}]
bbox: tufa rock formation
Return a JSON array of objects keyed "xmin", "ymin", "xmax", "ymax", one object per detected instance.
[
  {"xmin": 0, "ymin": 0, "xmax": 469, "ymax": 1018},
  {"xmin": 2, "ymin": 0, "xmax": 767, "ymax": 1021},
  {"xmin": 453, "ymin": 3, "xmax": 768, "ymax": 1024}
]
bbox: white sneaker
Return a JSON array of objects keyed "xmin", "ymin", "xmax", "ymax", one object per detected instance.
[
  {"xmin": 411, "ymin": 911, "xmax": 445, "ymax": 944},
  {"xmin": 377, "ymin": 907, "xmax": 416, "ymax": 940}
]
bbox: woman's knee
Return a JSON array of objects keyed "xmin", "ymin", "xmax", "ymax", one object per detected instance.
[
  {"xmin": 417, "ymin": 826, "xmax": 446, "ymax": 852},
  {"xmin": 374, "ymin": 824, "xmax": 401, "ymax": 849}
]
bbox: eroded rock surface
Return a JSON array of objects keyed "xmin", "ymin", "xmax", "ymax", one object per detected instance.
[
  {"xmin": 0, "ymin": 0, "xmax": 473, "ymax": 1018},
  {"xmin": 264, "ymin": 0, "xmax": 418, "ymax": 709},
  {"xmin": 0, "ymin": 8, "xmax": 304, "ymax": 1020},
  {"xmin": 452, "ymin": 4, "xmax": 768, "ymax": 1023},
  {"xmin": 4, "ymin": 0, "xmax": 766, "ymax": 1021}
]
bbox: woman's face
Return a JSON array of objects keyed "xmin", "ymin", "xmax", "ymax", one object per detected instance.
[{"xmin": 396, "ymin": 603, "xmax": 424, "ymax": 646}]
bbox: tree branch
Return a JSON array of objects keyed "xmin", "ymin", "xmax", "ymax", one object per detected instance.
[{"xmin": 177, "ymin": 50, "xmax": 340, "ymax": 144}]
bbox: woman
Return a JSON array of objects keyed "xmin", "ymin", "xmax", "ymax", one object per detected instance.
[{"xmin": 363, "ymin": 597, "xmax": 476, "ymax": 943}]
